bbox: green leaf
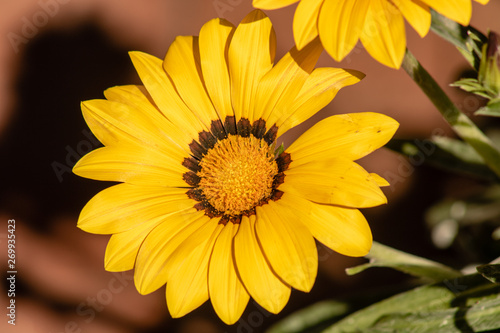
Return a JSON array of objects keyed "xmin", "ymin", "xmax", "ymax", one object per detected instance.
[
  {"xmin": 432, "ymin": 136, "xmax": 485, "ymax": 164},
  {"xmin": 322, "ymin": 274, "xmax": 500, "ymax": 333},
  {"xmin": 450, "ymin": 78, "xmax": 483, "ymax": 92},
  {"xmin": 430, "ymin": 10, "xmax": 487, "ymax": 70},
  {"xmin": 475, "ymin": 99, "xmax": 500, "ymax": 117},
  {"xmin": 402, "ymin": 49, "xmax": 500, "ymax": 179},
  {"xmin": 477, "ymin": 264, "xmax": 500, "ymax": 283},
  {"xmin": 450, "ymin": 78, "xmax": 492, "ymax": 98},
  {"xmin": 386, "ymin": 138, "xmax": 500, "ymax": 182},
  {"xmin": 266, "ymin": 301, "xmax": 350, "ymax": 333},
  {"xmin": 275, "ymin": 143, "xmax": 285, "ymax": 157},
  {"xmin": 365, "ymin": 297, "xmax": 500, "ymax": 333},
  {"xmin": 346, "ymin": 242, "xmax": 462, "ymax": 282}
]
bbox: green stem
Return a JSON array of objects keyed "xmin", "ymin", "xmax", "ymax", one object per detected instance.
[{"xmin": 401, "ymin": 49, "xmax": 500, "ymax": 178}]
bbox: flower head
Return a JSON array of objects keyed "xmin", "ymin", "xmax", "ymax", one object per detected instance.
[
  {"xmin": 253, "ymin": 0, "xmax": 489, "ymax": 69},
  {"xmin": 74, "ymin": 10, "xmax": 398, "ymax": 324}
]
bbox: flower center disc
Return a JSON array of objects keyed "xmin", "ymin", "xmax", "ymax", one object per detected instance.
[{"xmin": 197, "ymin": 135, "xmax": 278, "ymax": 216}]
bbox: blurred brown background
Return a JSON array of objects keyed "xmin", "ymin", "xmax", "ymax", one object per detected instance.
[{"xmin": 1, "ymin": 1, "xmax": 500, "ymax": 332}]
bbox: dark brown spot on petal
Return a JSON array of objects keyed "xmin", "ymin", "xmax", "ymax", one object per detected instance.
[
  {"xmin": 229, "ymin": 215, "xmax": 242, "ymax": 224},
  {"xmin": 199, "ymin": 131, "xmax": 217, "ymax": 151},
  {"xmin": 273, "ymin": 173, "xmax": 285, "ymax": 187},
  {"xmin": 225, "ymin": 116, "xmax": 237, "ymax": 135},
  {"xmin": 183, "ymin": 172, "xmax": 201, "ymax": 186},
  {"xmin": 276, "ymin": 152, "xmax": 292, "ymax": 172},
  {"xmin": 270, "ymin": 190, "xmax": 284, "ymax": 201},
  {"xmin": 182, "ymin": 157, "xmax": 201, "ymax": 173},
  {"xmin": 219, "ymin": 215, "xmax": 230, "ymax": 226},
  {"xmin": 252, "ymin": 119, "xmax": 267, "ymax": 139},
  {"xmin": 237, "ymin": 118, "xmax": 252, "ymax": 137},
  {"xmin": 189, "ymin": 139, "xmax": 207, "ymax": 160},
  {"xmin": 211, "ymin": 119, "xmax": 227, "ymax": 141},
  {"xmin": 186, "ymin": 188, "xmax": 204, "ymax": 201},
  {"xmin": 264, "ymin": 124, "xmax": 278, "ymax": 145}
]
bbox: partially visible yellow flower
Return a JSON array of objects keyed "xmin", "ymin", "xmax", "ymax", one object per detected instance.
[
  {"xmin": 254, "ymin": 0, "xmax": 490, "ymax": 69},
  {"xmin": 74, "ymin": 10, "xmax": 398, "ymax": 325}
]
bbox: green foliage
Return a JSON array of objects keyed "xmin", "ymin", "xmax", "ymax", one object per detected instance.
[
  {"xmin": 346, "ymin": 242, "xmax": 462, "ymax": 282},
  {"xmin": 430, "ymin": 9, "xmax": 487, "ymax": 70},
  {"xmin": 475, "ymin": 99, "xmax": 500, "ymax": 117},
  {"xmin": 267, "ymin": 269, "xmax": 500, "ymax": 333},
  {"xmin": 386, "ymin": 138, "xmax": 499, "ymax": 182},
  {"xmin": 477, "ymin": 264, "xmax": 500, "ymax": 284}
]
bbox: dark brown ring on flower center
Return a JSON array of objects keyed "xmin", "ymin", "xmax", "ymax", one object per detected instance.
[{"xmin": 183, "ymin": 116, "xmax": 289, "ymax": 225}]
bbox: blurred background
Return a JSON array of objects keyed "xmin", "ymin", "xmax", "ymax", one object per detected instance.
[{"xmin": 1, "ymin": 1, "xmax": 500, "ymax": 332}]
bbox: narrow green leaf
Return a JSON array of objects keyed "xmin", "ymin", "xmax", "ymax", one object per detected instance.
[
  {"xmin": 365, "ymin": 297, "xmax": 500, "ymax": 333},
  {"xmin": 430, "ymin": 10, "xmax": 487, "ymax": 70},
  {"xmin": 275, "ymin": 143, "xmax": 285, "ymax": 156},
  {"xmin": 475, "ymin": 99, "xmax": 500, "ymax": 117},
  {"xmin": 323, "ymin": 274, "xmax": 500, "ymax": 333},
  {"xmin": 386, "ymin": 138, "xmax": 499, "ymax": 181},
  {"xmin": 346, "ymin": 242, "xmax": 462, "ymax": 282},
  {"xmin": 450, "ymin": 78, "xmax": 483, "ymax": 91},
  {"xmin": 477, "ymin": 264, "xmax": 500, "ymax": 283},
  {"xmin": 402, "ymin": 49, "xmax": 500, "ymax": 179}
]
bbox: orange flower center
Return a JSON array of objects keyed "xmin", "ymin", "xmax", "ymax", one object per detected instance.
[{"xmin": 197, "ymin": 135, "xmax": 278, "ymax": 216}]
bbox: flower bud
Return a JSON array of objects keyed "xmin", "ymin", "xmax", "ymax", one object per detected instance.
[{"xmin": 478, "ymin": 31, "xmax": 500, "ymax": 98}]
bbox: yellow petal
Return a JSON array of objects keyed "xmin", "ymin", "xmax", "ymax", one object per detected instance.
[
  {"xmin": 419, "ymin": 0, "xmax": 471, "ymax": 26},
  {"xmin": 166, "ymin": 220, "xmax": 224, "ymax": 318},
  {"xmin": 255, "ymin": 201, "xmax": 317, "ymax": 292},
  {"xmin": 293, "ymin": 0, "xmax": 323, "ymax": 49},
  {"xmin": 286, "ymin": 112, "xmax": 399, "ymax": 164},
  {"xmin": 253, "ymin": 0, "xmax": 299, "ymax": 10},
  {"xmin": 276, "ymin": 67, "xmax": 364, "ymax": 137},
  {"xmin": 81, "ymin": 99, "xmax": 187, "ymax": 160},
  {"xmin": 105, "ymin": 214, "xmax": 170, "ymax": 272},
  {"xmin": 163, "ymin": 36, "xmax": 222, "ymax": 125},
  {"xmin": 474, "ymin": 0, "xmax": 489, "ymax": 4},
  {"xmin": 134, "ymin": 211, "xmax": 209, "ymax": 294},
  {"xmin": 392, "ymin": 0, "xmax": 431, "ymax": 38},
  {"xmin": 282, "ymin": 157, "xmax": 387, "ymax": 208},
  {"xmin": 318, "ymin": 0, "xmax": 370, "ymax": 62},
  {"xmin": 310, "ymin": 203, "xmax": 372, "ymax": 256},
  {"xmin": 234, "ymin": 215, "xmax": 291, "ymax": 314},
  {"xmin": 199, "ymin": 18, "xmax": 235, "ymax": 120},
  {"xmin": 103, "ymin": 85, "xmax": 191, "ymax": 150},
  {"xmin": 256, "ymin": 39, "xmax": 323, "ymax": 123},
  {"xmin": 229, "ymin": 10, "xmax": 276, "ymax": 121},
  {"xmin": 277, "ymin": 192, "xmax": 372, "ymax": 256},
  {"xmin": 369, "ymin": 173, "xmax": 390, "ymax": 187},
  {"xmin": 73, "ymin": 146, "xmax": 186, "ymax": 186},
  {"xmin": 129, "ymin": 51, "xmax": 208, "ymax": 138},
  {"xmin": 360, "ymin": 0, "xmax": 406, "ymax": 69},
  {"xmin": 209, "ymin": 223, "xmax": 250, "ymax": 325},
  {"xmin": 77, "ymin": 183, "xmax": 194, "ymax": 234}
]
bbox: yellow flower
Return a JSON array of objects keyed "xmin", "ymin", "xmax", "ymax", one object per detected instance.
[
  {"xmin": 253, "ymin": 0, "xmax": 490, "ymax": 69},
  {"xmin": 74, "ymin": 10, "xmax": 398, "ymax": 325}
]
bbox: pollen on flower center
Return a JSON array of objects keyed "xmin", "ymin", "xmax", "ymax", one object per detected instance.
[{"xmin": 197, "ymin": 134, "xmax": 278, "ymax": 216}]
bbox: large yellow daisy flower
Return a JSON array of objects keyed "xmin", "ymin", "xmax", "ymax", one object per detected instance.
[
  {"xmin": 254, "ymin": 0, "xmax": 490, "ymax": 69},
  {"xmin": 74, "ymin": 10, "xmax": 398, "ymax": 324}
]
